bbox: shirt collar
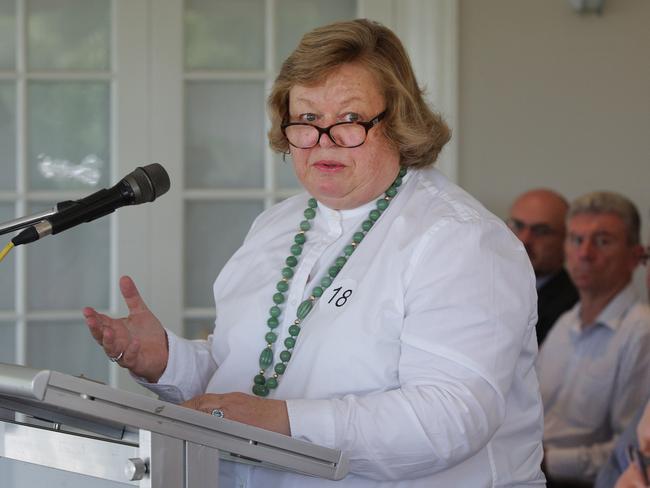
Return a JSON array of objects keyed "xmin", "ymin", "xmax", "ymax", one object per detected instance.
[
  {"xmin": 315, "ymin": 169, "xmax": 413, "ymax": 223},
  {"xmin": 317, "ymin": 198, "xmax": 376, "ymax": 222},
  {"xmin": 536, "ymin": 273, "xmax": 555, "ymax": 290},
  {"xmin": 593, "ymin": 282, "xmax": 638, "ymax": 331},
  {"xmin": 573, "ymin": 282, "xmax": 638, "ymax": 333}
]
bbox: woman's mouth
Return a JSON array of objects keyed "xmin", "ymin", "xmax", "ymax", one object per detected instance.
[{"xmin": 313, "ymin": 160, "xmax": 345, "ymax": 172}]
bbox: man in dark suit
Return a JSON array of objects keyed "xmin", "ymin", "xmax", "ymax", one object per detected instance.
[{"xmin": 508, "ymin": 189, "xmax": 579, "ymax": 344}]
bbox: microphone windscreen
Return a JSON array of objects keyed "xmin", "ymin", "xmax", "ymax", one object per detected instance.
[{"xmin": 133, "ymin": 164, "xmax": 170, "ymax": 203}]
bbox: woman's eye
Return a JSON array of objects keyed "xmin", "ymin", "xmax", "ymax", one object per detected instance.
[
  {"xmin": 300, "ymin": 113, "xmax": 317, "ymax": 123},
  {"xmin": 343, "ymin": 112, "xmax": 361, "ymax": 122}
]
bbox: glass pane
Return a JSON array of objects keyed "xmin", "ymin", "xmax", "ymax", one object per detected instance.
[
  {"xmin": 275, "ymin": 152, "xmax": 300, "ymax": 189},
  {"xmin": 185, "ymin": 81, "xmax": 265, "ymax": 189},
  {"xmin": 27, "ymin": 0, "xmax": 110, "ymax": 71},
  {"xmin": 0, "ymin": 82, "xmax": 16, "ymax": 190},
  {"xmin": 27, "ymin": 320, "xmax": 109, "ymax": 382},
  {"xmin": 26, "ymin": 203, "xmax": 110, "ymax": 311},
  {"xmin": 0, "ymin": 321, "xmax": 15, "ymax": 363},
  {"xmin": 0, "ymin": 204, "xmax": 15, "ymax": 310},
  {"xmin": 185, "ymin": 0, "xmax": 265, "ymax": 70},
  {"xmin": 185, "ymin": 200, "xmax": 263, "ymax": 307},
  {"xmin": 0, "ymin": 0, "xmax": 15, "ymax": 69},
  {"xmin": 0, "ymin": 460, "xmax": 128, "ymax": 488},
  {"xmin": 28, "ymin": 81, "xmax": 110, "ymax": 191},
  {"xmin": 185, "ymin": 318, "xmax": 215, "ymax": 340},
  {"xmin": 275, "ymin": 0, "xmax": 357, "ymax": 69}
]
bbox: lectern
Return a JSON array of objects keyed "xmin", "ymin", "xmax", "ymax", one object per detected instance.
[{"xmin": 0, "ymin": 362, "xmax": 348, "ymax": 486}]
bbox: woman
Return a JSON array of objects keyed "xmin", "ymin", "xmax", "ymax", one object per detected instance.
[{"xmin": 84, "ymin": 19, "xmax": 545, "ymax": 486}]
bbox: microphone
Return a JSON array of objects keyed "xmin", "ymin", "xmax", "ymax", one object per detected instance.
[{"xmin": 13, "ymin": 163, "xmax": 170, "ymax": 246}]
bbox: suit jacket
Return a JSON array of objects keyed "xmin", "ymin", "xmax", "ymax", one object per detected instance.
[{"xmin": 536, "ymin": 268, "xmax": 579, "ymax": 345}]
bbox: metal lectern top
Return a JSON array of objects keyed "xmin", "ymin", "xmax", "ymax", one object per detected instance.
[{"xmin": 0, "ymin": 362, "xmax": 348, "ymax": 481}]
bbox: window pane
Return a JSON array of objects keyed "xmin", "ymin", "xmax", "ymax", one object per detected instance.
[
  {"xmin": 27, "ymin": 0, "xmax": 110, "ymax": 71},
  {"xmin": 0, "ymin": 0, "xmax": 15, "ymax": 70},
  {"xmin": 0, "ymin": 321, "xmax": 15, "ymax": 363},
  {"xmin": 184, "ymin": 318, "xmax": 214, "ymax": 340},
  {"xmin": 275, "ymin": 152, "xmax": 300, "ymax": 189},
  {"xmin": 28, "ymin": 81, "xmax": 110, "ymax": 191},
  {"xmin": 27, "ymin": 320, "xmax": 109, "ymax": 382},
  {"xmin": 275, "ymin": 0, "xmax": 357, "ymax": 69},
  {"xmin": 26, "ymin": 203, "xmax": 109, "ymax": 311},
  {"xmin": 1, "ymin": 460, "xmax": 128, "ymax": 488},
  {"xmin": 185, "ymin": 0, "xmax": 265, "ymax": 70},
  {"xmin": 185, "ymin": 200, "xmax": 263, "ymax": 307},
  {"xmin": 0, "ymin": 82, "xmax": 16, "ymax": 190},
  {"xmin": 0, "ymin": 204, "xmax": 15, "ymax": 310},
  {"xmin": 185, "ymin": 81, "xmax": 265, "ymax": 189}
]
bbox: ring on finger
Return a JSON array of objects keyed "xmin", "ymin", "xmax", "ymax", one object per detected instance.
[
  {"xmin": 211, "ymin": 408, "xmax": 225, "ymax": 418},
  {"xmin": 109, "ymin": 351, "xmax": 124, "ymax": 362}
]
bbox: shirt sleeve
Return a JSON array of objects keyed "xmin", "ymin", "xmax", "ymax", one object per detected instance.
[
  {"xmin": 287, "ymin": 217, "xmax": 539, "ymax": 480},
  {"xmin": 135, "ymin": 329, "xmax": 218, "ymax": 403},
  {"xmin": 546, "ymin": 321, "xmax": 650, "ymax": 481},
  {"xmin": 594, "ymin": 406, "xmax": 644, "ymax": 488}
]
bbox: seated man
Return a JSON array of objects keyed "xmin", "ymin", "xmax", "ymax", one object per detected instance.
[
  {"xmin": 537, "ymin": 191, "xmax": 650, "ymax": 486},
  {"xmin": 508, "ymin": 189, "xmax": 579, "ymax": 344}
]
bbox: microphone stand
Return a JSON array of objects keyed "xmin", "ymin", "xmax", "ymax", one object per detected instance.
[{"xmin": 0, "ymin": 208, "xmax": 57, "ymax": 237}]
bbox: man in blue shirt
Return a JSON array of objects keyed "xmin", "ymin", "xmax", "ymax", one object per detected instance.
[{"xmin": 537, "ymin": 192, "xmax": 650, "ymax": 486}]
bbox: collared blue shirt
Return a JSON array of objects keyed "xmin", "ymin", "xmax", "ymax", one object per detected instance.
[{"xmin": 537, "ymin": 283, "xmax": 650, "ymax": 482}]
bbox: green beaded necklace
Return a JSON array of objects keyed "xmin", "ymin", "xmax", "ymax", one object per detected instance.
[{"xmin": 252, "ymin": 166, "xmax": 407, "ymax": 397}]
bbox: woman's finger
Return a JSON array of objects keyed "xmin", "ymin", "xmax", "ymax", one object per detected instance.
[
  {"xmin": 101, "ymin": 325, "xmax": 125, "ymax": 360},
  {"xmin": 119, "ymin": 275, "xmax": 150, "ymax": 315},
  {"xmin": 83, "ymin": 308, "xmax": 105, "ymax": 343},
  {"xmin": 120, "ymin": 338, "xmax": 140, "ymax": 368}
]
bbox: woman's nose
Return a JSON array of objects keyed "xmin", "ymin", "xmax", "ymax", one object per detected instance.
[{"xmin": 317, "ymin": 130, "xmax": 336, "ymax": 148}]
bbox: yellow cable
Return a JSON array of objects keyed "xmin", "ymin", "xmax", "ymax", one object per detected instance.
[{"xmin": 0, "ymin": 241, "xmax": 14, "ymax": 263}]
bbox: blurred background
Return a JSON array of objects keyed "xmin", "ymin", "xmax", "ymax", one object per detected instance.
[{"xmin": 0, "ymin": 0, "xmax": 648, "ymax": 484}]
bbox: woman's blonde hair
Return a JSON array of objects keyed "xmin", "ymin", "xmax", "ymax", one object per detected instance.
[{"xmin": 267, "ymin": 19, "xmax": 450, "ymax": 168}]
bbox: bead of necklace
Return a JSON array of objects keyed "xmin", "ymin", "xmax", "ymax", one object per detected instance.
[{"xmin": 252, "ymin": 167, "xmax": 407, "ymax": 397}]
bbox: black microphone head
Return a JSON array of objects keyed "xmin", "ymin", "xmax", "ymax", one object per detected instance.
[{"xmin": 126, "ymin": 164, "xmax": 171, "ymax": 203}]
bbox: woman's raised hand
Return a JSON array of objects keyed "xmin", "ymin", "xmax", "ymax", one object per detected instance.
[{"xmin": 83, "ymin": 275, "xmax": 169, "ymax": 383}]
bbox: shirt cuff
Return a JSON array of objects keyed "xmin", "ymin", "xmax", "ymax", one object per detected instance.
[
  {"xmin": 286, "ymin": 398, "xmax": 337, "ymax": 449},
  {"xmin": 155, "ymin": 329, "xmax": 186, "ymax": 385},
  {"xmin": 545, "ymin": 446, "xmax": 585, "ymax": 481}
]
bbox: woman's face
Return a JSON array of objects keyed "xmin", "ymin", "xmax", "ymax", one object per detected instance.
[{"xmin": 288, "ymin": 63, "xmax": 400, "ymax": 210}]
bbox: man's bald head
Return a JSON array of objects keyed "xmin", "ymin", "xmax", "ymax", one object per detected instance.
[{"xmin": 508, "ymin": 189, "xmax": 569, "ymax": 276}]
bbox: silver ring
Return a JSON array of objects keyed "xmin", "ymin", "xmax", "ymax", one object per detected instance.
[
  {"xmin": 109, "ymin": 351, "xmax": 124, "ymax": 362},
  {"xmin": 211, "ymin": 408, "xmax": 225, "ymax": 418}
]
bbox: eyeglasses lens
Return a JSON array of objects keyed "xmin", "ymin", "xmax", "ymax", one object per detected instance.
[{"xmin": 285, "ymin": 123, "xmax": 367, "ymax": 149}]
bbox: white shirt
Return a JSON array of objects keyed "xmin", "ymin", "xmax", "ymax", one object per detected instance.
[
  {"xmin": 145, "ymin": 167, "xmax": 545, "ymax": 487},
  {"xmin": 538, "ymin": 283, "xmax": 650, "ymax": 482}
]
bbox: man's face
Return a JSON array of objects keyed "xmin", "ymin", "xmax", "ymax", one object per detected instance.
[
  {"xmin": 565, "ymin": 212, "xmax": 641, "ymax": 295},
  {"xmin": 508, "ymin": 193, "xmax": 567, "ymax": 276}
]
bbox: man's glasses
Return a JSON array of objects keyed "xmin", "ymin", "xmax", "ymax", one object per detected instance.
[
  {"xmin": 506, "ymin": 218, "xmax": 558, "ymax": 238},
  {"xmin": 281, "ymin": 111, "xmax": 386, "ymax": 149}
]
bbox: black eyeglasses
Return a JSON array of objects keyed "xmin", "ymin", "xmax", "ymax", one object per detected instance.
[
  {"xmin": 281, "ymin": 111, "xmax": 386, "ymax": 149},
  {"xmin": 506, "ymin": 218, "xmax": 558, "ymax": 238}
]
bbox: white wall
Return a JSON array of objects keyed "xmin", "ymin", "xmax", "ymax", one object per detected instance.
[
  {"xmin": 458, "ymin": 0, "xmax": 650, "ymax": 296},
  {"xmin": 458, "ymin": 0, "xmax": 649, "ymax": 223}
]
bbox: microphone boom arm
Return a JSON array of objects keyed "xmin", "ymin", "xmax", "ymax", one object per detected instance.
[{"xmin": 0, "ymin": 209, "xmax": 57, "ymax": 237}]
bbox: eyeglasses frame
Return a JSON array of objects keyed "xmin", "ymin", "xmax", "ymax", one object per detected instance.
[
  {"xmin": 506, "ymin": 218, "xmax": 559, "ymax": 238},
  {"xmin": 281, "ymin": 110, "xmax": 387, "ymax": 149}
]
